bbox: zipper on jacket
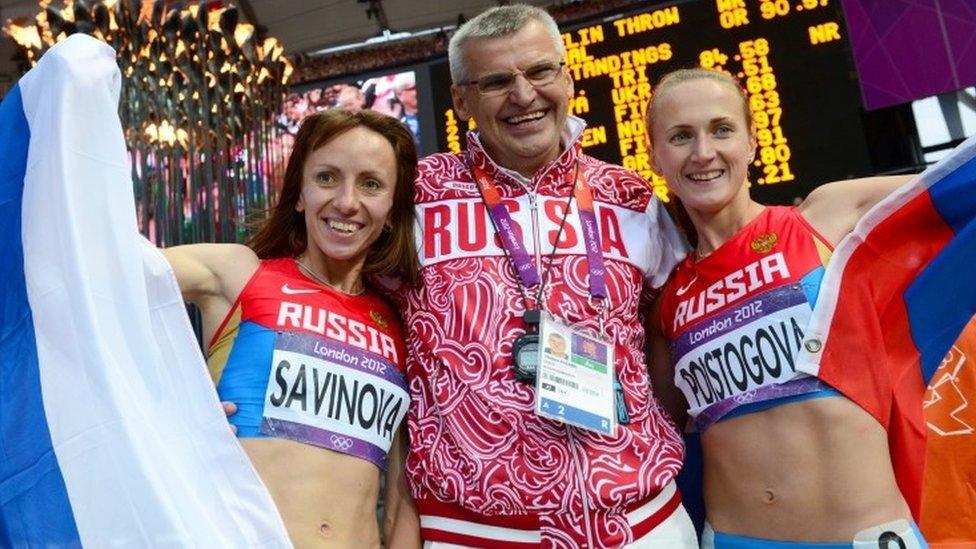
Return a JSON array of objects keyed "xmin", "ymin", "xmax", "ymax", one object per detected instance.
[
  {"xmin": 527, "ymin": 190, "xmax": 544, "ymax": 307},
  {"xmin": 566, "ymin": 427, "xmax": 594, "ymax": 547}
]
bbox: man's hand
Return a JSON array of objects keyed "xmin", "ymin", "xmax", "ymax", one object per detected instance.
[{"xmin": 221, "ymin": 401, "xmax": 238, "ymax": 435}]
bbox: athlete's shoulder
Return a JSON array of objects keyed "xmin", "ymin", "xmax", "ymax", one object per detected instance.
[
  {"xmin": 766, "ymin": 204, "xmax": 796, "ymax": 216},
  {"xmin": 761, "ymin": 206, "xmax": 832, "ymax": 252},
  {"xmin": 762, "ymin": 205, "xmax": 801, "ymax": 224},
  {"xmin": 256, "ymin": 256, "xmax": 297, "ymax": 275},
  {"xmin": 236, "ymin": 256, "xmax": 296, "ymax": 296}
]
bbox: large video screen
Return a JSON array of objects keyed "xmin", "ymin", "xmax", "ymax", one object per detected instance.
[
  {"xmin": 282, "ymin": 69, "xmax": 421, "ymax": 148},
  {"xmin": 431, "ymin": 0, "xmax": 874, "ymax": 205}
]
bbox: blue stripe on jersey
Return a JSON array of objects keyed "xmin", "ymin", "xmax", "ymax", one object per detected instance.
[
  {"xmin": 721, "ymin": 388, "xmax": 842, "ymax": 422},
  {"xmin": 215, "ymin": 321, "xmax": 276, "ymax": 437},
  {"xmin": 799, "ymin": 265, "xmax": 825, "ymax": 309}
]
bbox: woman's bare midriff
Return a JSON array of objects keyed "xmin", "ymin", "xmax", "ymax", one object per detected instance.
[
  {"xmin": 241, "ymin": 438, "xmax": 381, "ymax": 548},
  {"xmin": 701, "ymin": 396, "xmax": 912, "ymax": 541}
]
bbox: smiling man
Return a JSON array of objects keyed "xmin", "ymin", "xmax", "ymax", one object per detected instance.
[{"xmin": 389, "ymin": 5, "xmax": 697, "ymax": 547}]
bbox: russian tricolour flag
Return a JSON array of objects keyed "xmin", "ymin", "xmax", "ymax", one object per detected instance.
[
  {"xmin": 797, "ymin": 133, "xmax": 976, "ymax": 519},
  {"xmin": 0, "ymin": 35, "xmax": 290, "ymax": 547}
]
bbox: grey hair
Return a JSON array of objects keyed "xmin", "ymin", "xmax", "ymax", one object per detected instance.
[{"xmin": 448, "ymin": 4, "xmax": 565, "ymax": 83}]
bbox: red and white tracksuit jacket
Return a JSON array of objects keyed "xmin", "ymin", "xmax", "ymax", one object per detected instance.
[{"xmin": 391, "ymin": 118, "xmax": 690, "ymax": 547}]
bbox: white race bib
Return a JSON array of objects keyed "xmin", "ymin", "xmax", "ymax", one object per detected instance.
[{"xmin": 261, "ymin": 331, "xmax": 409, "ymax": 469}]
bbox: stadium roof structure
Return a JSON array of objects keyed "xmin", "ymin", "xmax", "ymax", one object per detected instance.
[
  {"xmin": 242, "ymin": 0, "xmax": 555, "ymax": 55},
  {"xmin": 0, "ymin": 0, "xmax": 555, "ymax": 56}
]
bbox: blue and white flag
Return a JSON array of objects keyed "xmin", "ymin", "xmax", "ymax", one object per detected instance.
[{"xmin": 0, "ymin": 35, "xmax": 291, "ymax": 547}]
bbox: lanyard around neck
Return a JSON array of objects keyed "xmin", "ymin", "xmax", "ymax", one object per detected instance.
[{"xmin": 469, "ymin": 161, "xmax": 608, "ymax": 301}]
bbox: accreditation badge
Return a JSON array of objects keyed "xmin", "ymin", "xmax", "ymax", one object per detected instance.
[{"xmin": 535, "ymin": 314, "xmax": 616, "ymax": 435}]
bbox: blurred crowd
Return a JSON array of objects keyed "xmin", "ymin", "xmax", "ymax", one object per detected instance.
[{"xmin": 277, "ymin": 71, "xmax": 420, "ymax": 146}]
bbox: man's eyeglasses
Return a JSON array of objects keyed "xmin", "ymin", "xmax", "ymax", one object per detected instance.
[{"xmin": 458, "ymin": 61, "xmax": 566, "ymax": 97}]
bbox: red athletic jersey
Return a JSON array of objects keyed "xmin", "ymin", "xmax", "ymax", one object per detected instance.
[
  {"xmin": 208, "ymin": 258, "xmax": 408, "ymax": 468},
  {"xmin": 659, "ymin": 207, "xmax": 834, "ymax": 430},
  {"xmin": 391, "ymin": 119, "xmax": 688, "ymax": 547}
]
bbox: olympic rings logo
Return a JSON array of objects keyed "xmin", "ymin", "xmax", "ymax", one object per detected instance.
[{"xmin": 330, "ymin": 434, "xmax": 354, "ymax": 451}]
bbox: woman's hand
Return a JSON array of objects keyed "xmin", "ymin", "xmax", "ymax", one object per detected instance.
[{"xmin": 221, "ymin": 401, "xmax": 238, "ymax": 435}]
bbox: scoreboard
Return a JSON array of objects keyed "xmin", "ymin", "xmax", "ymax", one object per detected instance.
[{"xmin": 431, "ymin": 0, "xmax": 874, "ymax": 205}]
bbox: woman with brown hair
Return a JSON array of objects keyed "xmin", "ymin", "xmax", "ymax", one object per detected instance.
[
  {"xmin": 645, "ymin": 68, "xmax": 925, "ymax": 547},
  {"xmin": 163, "ymin": 109, "xmax": 420, "ymax": 547}
]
